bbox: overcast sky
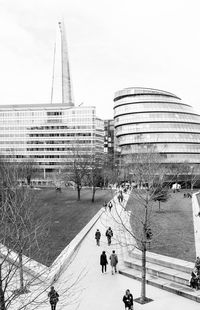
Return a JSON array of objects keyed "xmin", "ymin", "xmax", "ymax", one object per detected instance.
[{"xmin": 0, "ymin": 0, "xmax": 200, "ymax": 119}]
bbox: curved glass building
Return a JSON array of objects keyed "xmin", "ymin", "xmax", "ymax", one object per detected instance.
[{"xmin": 114, "ymin": 87, "xmax": 200, "ymax": 163}]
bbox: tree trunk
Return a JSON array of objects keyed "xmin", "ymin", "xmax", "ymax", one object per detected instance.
[
  {"xmin": 140, "ymin": 243, "xmax": 146, "ymax": 302},
  {"xmin": 19, "ymin": 250, "xmax": 24, "ymax": 291},
  {"xmin": 159, "ymin": 201, "xmax": 160, "ymax": 211},
  {"xmin": 0, "ymin": 264, "xmax": 5, "ymax": 310},
  {"xmin": 91, "ymin": 186, "xmax": 96, "ymax": 202},
  {"xmin": 77, "ymin": 185, "xmax": 81, "ymax": 201}
]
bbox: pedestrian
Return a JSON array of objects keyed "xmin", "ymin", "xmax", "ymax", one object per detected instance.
[
  {"xmin": 95, "ymin": 229, "xmax": 101, "ymax": 246},
  {"xmin": 100, "ymin": 251, "xmax": 108, "ymax": 273},
  {"xmin": 190, "ymin": 270, "xmax": 198, "ymax": 289},
  {"xmin": 109, "ymin": 250, "xmax": 118, "ymax": 274},
  {"xmin": 48, "ymin": 286, "xmax": 59, "ymax": 310},
  {"xmin": 103, "ymin": 201, "xmax": 107, "ymax": 210},
  {"xmin": 195, "ymin": 256, "xmax": 200, "ymax": 274},
  {"xmin": 123, "ymin": 289, "xmax": 133, "ymax": 310},
  {"xmin": 108, "ymin": 201, "xmax": 113, "ymax": 212},
  {"xmin": 106, "ymin": 227, "xmax": 113, "ymax": 246}
]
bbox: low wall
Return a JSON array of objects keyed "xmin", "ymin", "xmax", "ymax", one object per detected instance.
[
  {"xmin": 0, "ymin": 207, "xmax": 105, "ymax": 285},
  {"xmin": 47, "ymin": 207, "xmax": 105, "ymax": 283}
]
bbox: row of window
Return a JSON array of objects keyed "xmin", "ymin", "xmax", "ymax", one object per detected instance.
[
  {"xmin": 118, "ymin": 133, "xmax": 200, "ymax": 144},
  {"xmin": 114, "ymin": 95, "xmax": 185, "ymax": 107},
  {"xmin": 114, "ymin": 103, "xmax": 192, "ymax": 116},
  {"xmin": 115, "ymin": 122, "xmax": 200, "ymax": 134},
  {"xmin": 122, "ymin": 143, "xmax": 200, "ymax": 152},
  {"xmin": 115, "ymin": 113, "xmax": 200, "ymax": 124}
]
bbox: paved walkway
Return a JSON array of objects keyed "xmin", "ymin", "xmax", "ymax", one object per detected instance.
[
  {"xmin": 54, "ymin": 197, "xmax": 200, "ymax": 310},
  {"xmin": 16, "ymin": 191, "xmax": 200, "ymax": 310}
]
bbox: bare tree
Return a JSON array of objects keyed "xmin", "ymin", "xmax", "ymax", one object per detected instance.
[
  {"xmin": 109, "ymin": 149, "xmax": 170, "ymax": 304},
  {"xmin": 86, "ymin": 154, "xmax": 103, "ymax": 202},
  {"xmin": 62, "ymin": 143, "xmax": 92, "ymax": 200},
  {"xmin": 0, "ymin": 161, "xmax": 85, "ymax": 309}
]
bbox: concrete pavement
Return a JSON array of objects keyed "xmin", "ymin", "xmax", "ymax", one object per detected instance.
[{"xmin": 55, "ymin": 200, "xmax": 200, "ymax": 310}]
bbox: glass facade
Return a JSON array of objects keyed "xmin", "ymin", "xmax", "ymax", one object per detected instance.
[
  {"xmin": 0, "ymin": 104, "xmax": 104, "ymax": 178},
  {"xmin": 114, "ymin": 87, "xmax": 200, "ymax": 163}
]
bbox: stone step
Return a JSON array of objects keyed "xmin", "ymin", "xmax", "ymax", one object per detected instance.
[
  {"xmin": 124, "ymin": 257, "xmax": 190, "ymax": 286},
  {"xmin": 119, "ymin": 267, "xmax": 200, "ymax": 303},
  {"xmin": 129, "ymin": 250, "xmax": 193, "ymax": 274}
]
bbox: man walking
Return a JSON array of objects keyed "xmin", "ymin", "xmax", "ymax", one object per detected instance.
[
  {"xmin": 106, "ymin": 227, "xmax": 113, "ymax": 246},
  {"xmin": 100, "ymin": 251, "xmax": 108, "ymax": 273},
  {"xmin": 95, "ymin": 229, "xmax": 101, "ymax": 246},
  {"xmin": 108, "ymin": 200, "xmax": 113, "ymax": 212},
  {"xmin": 109, "ymin": 250, "xmax": 118, "ymax": 274}
]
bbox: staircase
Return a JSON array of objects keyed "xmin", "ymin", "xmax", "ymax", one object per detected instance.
[{"xmin": 119, "ymin": 249, "xmax": 200, "ymax": 302}]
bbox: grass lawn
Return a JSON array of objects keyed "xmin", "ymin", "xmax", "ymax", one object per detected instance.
[
  {"xmin": 32, "ymin": 187, "xmax": 113, "ymax": 266},
  {"xmin": 126, "ymin": 190, "xmax": 196, "ymax": 262}
]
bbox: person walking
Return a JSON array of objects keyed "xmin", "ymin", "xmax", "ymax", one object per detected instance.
[
  {"xmin": 123, "ymin": 289, "xmax": 133, "ymax": 310},
  {"xmin": 103, "ymin": 201, "xmax": 107, "ymax": 210},
  {"xmin": 108, "ymin": 201, "xmax": 113, "ymax": 212},
  {"xmin": 195, "ymin": 256, "xmax": 200, "ymax": 274},
  {"xmin": 106, "ymin": 227, "xmax": 113, "ymax": 246},
  {"xmin": 100, "ymin": 251, "xmax": 108, "ymax": 273},
  {"xmin": 95, "ymin": 229, "xmax": 101, "ymax": 246},
  {"xmin": 109, "ymin": 250, "xmax": 118, "ymax": 274},
  {"xmin": 48, "ymin": 286, "xmax": 59, "ymax": 310}
]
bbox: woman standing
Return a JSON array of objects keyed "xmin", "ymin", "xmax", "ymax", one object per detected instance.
[{"xmin": 123, "ymin": 289, "xmax": 133, "ymax": 310}]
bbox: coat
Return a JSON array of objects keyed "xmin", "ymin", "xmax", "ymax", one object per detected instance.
[
  {"xmin": 123, "ymin": 293, "xmax": 133, "ymax": 308},
  {"xmin": 48, "ymin": 290, "xmax": 59, "ymax": 305},
  {"xmin": 95, "ymin": 231, "xmax": 101, "ymax": 240},
  {"xmin": 106, "ymin": 229, "xmax": 113, "ymax": 238},
  {"xmin": 109, "ymin": 253, "xmax": 118, "ymax": 266},
  {"xmin": 100, "ymin": 253, "xmax": 108, "ymax": 266}
]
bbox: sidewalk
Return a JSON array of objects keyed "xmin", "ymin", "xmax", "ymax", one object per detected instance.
[{"xmin": 55, "ymin": 199, "xmax": 200, "ymax": 310}]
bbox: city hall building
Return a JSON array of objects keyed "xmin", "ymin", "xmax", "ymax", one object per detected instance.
[{"xmin": 114, "ymin": 87, "xmax": 200, "ymax": 164}]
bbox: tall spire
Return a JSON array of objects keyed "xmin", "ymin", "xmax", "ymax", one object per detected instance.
[{"xmin": 58, "ymin": 20, "xmax": 74, "ymax": 106}]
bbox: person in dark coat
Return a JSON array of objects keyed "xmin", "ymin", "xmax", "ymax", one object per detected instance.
[
  {"xmin": 195, "ymin": 256, "xmax": 200, "ymax": 275},
  {"xmin": 95, "ymin": 229, "xmax": 101, "ymax": 246},
  {"xmin": 189, "ymin": 271, "xmax": 198, "ymax": 289},
  {"xmin": 100, "ymin": 251, "xmax": 108, "ymax": 273},
  {"xmin": 106, "ymin": 227, "xmax": 113, "ymax": 246},
  {"xmin": 48, "ymin": 286, "xmax": 59, "ymax": 310},
  {"xmin": 123, "ymin": 289, "xmax": 133, "ymax": 310}
]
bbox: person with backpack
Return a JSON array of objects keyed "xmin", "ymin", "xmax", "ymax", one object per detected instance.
[
  {"xmin": 95, "ymin": 229, "xmax": 101, "ymax": 246},
  {"xmin": 48, "ymin": 286, "xmax": 59, "ymax": 310},
  {"xmin": 106, "ymin": 227, "xmax": 113, "ymax": 246},
  {"xmin": 109, "ymin": 250, "xmax": 118, "ymax": 274},
  {"xmin": 123, "ymin": 289, "xmax": 133, "ymax": 309}
]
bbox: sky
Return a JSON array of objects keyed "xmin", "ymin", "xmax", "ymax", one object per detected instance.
[{"xmin": 0, "ymin": 0, "xmax": 200, "ymax": 119}]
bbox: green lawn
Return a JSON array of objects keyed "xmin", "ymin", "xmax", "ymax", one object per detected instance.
[
  {"xmin": 126, "ymin": 191, "xmax": 196, "ymax": 262},
  {"xmin": 32, "ymin": 187, "xmax": 113, "ymax": 266}
]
